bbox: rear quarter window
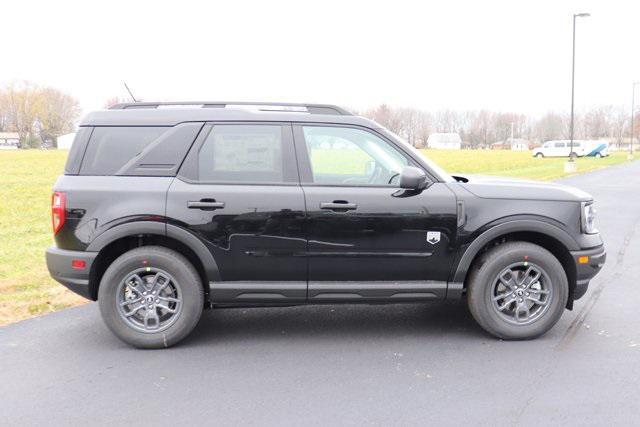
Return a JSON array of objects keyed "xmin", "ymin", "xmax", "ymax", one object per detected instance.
[
  {"xmin": 64, "ymin": 127, "xmax": 93, "ymax": 175},
  {"xmin": 79, "ymin": 127, "xmax": 169, "ymax": 175}
]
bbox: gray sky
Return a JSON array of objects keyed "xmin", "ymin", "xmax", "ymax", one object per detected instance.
[{"xmin": 2, "ymin": 0, "xmax": 639, "ymax": 115}]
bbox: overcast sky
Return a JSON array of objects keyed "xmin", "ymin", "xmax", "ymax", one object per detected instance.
[{"xmin": 2, "ymin": 0, "xmax": 639, "ymax": 116}]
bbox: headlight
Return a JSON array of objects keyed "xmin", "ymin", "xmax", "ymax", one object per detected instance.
[{"xmin": 581, "ymin": 202, "xmax": 597, "ymax": 234}]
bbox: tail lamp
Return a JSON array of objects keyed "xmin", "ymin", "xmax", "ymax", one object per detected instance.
[{"xmin": 52, "ymin": 192, "xmax": 66, "ymax": 234}]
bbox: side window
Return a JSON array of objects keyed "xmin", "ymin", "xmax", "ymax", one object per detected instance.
[
  {"xmin": 554, "ymin": 142, "xmax": 565, "ymax": 148},
  {"xmin": 197, "ymin": 124, "xmax": 288, "ymax": 183},
  {"xmin": 301, "ymin": 126, "xmax": 409, "ymax": 186},
  {"xmin": 80, "ymin": 127, "xmax": 168, "ymax": 175}
]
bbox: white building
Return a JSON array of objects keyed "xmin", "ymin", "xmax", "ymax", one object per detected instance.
[
  {"xmin": 0, "ymin": 132, "xmax": 19, "ymax": 149},
  {"xmin": 57, "ymin": 132, "xmax": 76, "ymax": 149},
  {"xmin": 427, "ymin": 133, "xmax": 461, "ymax": 150}
]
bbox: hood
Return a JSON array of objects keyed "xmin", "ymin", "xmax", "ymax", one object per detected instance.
[{"xmin": 453, "ymin": 174, "xmax": 593, "ymax": 202}]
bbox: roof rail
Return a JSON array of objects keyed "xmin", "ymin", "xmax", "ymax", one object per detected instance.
[{"xmin": 108, "ymin": 101, "xmax": 351, "ymax": 115}]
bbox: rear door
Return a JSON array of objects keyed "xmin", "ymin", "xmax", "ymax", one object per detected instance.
[
  {"xmin": 293, "ymin": 124, "xmax": 458, "ymax": 302},
  {"xmin": 167, "ymin": 123, "xmax": 307, "ymax": 303}
]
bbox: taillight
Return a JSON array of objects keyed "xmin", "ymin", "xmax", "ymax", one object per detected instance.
[{"xmin": 52, "ymin": 192, "xmax": 66, "ymax": 234}]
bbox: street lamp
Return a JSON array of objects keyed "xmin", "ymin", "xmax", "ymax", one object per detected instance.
[
  {"xmin": 568, "ymin": 12, "xmax": 590, "ymax": 170},
  {"xmin": 631, "ymin": 82, "xmax": 639, "ymax": 160}
]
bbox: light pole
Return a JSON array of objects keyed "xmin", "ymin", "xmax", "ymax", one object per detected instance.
[
  {"xmin": 567, "ymin": 12, "xmax": 590, "ymax": 171},
  {"xmin": 631, "ymin": 82, "xmax": 639, "ymax": 160}
]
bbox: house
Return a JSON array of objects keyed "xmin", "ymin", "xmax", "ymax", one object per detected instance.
[
  {"xmin": 491, "ymin": 138, "xmax": 532, "ymax": 151},
  {"xmin": 0, "ymin": 132, "xmax": 19, "ymax": 149},
  {"xmin": 57, "ymin": 132, "xmax": 76, "ymax": 149},
  {"xmin": 427, "ymin": 133, "xmax": 461, "ymax": 150}
]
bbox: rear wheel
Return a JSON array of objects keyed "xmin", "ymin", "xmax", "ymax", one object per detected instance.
[
  {"xmin": 467, "ymin": 242, "xmax": 568, "ymax": 340},
  {"xmin": 98, "ymin": 246, "xmax": 204, "ymax": 348},
  {"xmin": 595, "ymin": 152, "xmax": 603, "ymax": 158}
]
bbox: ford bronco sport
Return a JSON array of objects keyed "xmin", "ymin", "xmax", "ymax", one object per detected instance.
[{"xmin": 46, "ymin": 102, "xmax": 606, "ymax": 348}]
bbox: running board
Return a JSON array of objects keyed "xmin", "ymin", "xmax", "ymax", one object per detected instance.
[{"xmin": 209, "ymin": 281, "xmax": 447, "ymax": 303}]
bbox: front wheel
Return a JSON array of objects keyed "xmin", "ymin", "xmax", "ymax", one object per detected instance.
[
  {"xmin": 535, "ymin": 153, "xmax": 544, "ymax": 158},
  {"xmin": 467, "ymin": 242, "xmax": 568, "ymax": 340},
  {"xmin": 98, "ymin": 246, "xmax": 204, "ymax": 348}
]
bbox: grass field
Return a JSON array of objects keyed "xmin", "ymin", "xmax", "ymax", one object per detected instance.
[{"xmin": 0, "ymin": 149, "xmax": 634, "ymax": 326}]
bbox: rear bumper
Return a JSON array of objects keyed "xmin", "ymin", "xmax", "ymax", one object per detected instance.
[
  {"xmin": 46, "ymin": 247, "xmax": 97, "ymax": 300},
  {"xmin": 570, "ymin": 245, "xmax": 606, "ymax": 301}
]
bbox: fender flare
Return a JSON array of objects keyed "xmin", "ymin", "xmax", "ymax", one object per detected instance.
[
  {"xmin": 451, "ymin": 219, "xmax": 579, "ymax": 284},
  {"xmin": 87, "ymin": 221, "xmax": 220, "ymax": 282}
]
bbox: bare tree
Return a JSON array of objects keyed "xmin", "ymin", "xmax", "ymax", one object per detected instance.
[{"xmin": 0, "ymin": 81, "xmax": 80, "ymax": 148}]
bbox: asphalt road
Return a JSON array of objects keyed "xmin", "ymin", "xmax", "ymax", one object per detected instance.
[{"xmin": 2, "ymin": 160, "xmax": 639, "ymax": 426}]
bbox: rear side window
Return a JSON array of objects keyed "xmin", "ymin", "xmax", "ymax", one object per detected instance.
[
  {"xmin": 554, "ymin": 142, "xmax": 565, "ymax": 148},
  {"xmin": 80, "ymin": 127, "xmax": 168, "ymax": 175},
  {"xmin": 197, "ymin": 125, "xmax": 286, "ymax": 183},
  {"xmin": 64, "ymin": 127, "xmax": 93, "ymax": 175}
]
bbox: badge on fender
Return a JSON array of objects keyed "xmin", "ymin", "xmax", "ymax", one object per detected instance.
[{"xmin": 427, "ymin": 231, "xmax": 441, "ymax": 245}]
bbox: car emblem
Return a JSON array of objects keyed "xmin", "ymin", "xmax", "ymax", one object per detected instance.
[{"xmin": 427, "ymin": 231, "xmax": 441, "ymax": 245}]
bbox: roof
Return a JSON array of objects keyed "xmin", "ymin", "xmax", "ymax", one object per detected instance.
[
  {"xmin": 80, "ymin": 102, "xmax": 380, "ymax": 128},
  {"xmin": 0, "ymin": 132, "xmax": 19, "ymax": 139}
]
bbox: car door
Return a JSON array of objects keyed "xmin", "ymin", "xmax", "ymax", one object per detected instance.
[
  {"xmin": 553, "ymin": 141, "xmax": 567, "ymax": 157},
  {"xmin": 167, "ymin": 123, "xmax": 307, "ymax": 303},
  {"xmin": 293, "ymin": 124, "xmax": 458, "ymax": 302}
]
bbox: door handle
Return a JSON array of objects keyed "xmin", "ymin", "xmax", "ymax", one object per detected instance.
[
  {"xmin": 320, "ymin": 201, "xmax": 357, "ymax": 211},
  {"xmin": 187, "ymin": 199, "xmax": 225, "ymax": 210}
]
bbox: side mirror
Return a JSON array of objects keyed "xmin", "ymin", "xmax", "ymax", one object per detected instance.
[{"xmin": 399, "ymin": 166, "xmax": 430, "ymax": 190}]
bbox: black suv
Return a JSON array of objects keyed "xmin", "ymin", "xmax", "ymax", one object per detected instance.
[{"xmin": 46, "ymin": 102, "xmax": 606, "ymax": 348}]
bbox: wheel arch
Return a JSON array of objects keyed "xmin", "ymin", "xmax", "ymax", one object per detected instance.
[
  {"xmin": 452, "ymin": 220, "xmax": 579, "ymax": 308},
  {"xmin": 87, "ymin": 222, "xmax": 219, "ymax": 300}
]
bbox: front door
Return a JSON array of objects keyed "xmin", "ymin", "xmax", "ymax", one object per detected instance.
[
  {"xmin": 168, "ymin": 123, "xmax": 307, "ymax": 303},
  {"xmin": 293, "ymin": 124, "xmax": 458, "ymax": 302}
]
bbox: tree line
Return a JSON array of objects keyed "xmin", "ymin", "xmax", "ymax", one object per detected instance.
[
  {"xmin": 359, "ymin": 104, "xmax": 639, "ymax": 148},
  {"xmin": 0, "ymin": 81, "xmax": 80, "ymax": 148},
  {"xmin": 1, "ymin": 80, "xmax": 638, "ymax": 150}
]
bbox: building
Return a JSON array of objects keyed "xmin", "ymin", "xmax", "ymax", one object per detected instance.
[
  {"xmin": 491, "ymin": 138, "xmax": 532, "ymax": 151},
  {"xmin": 427, "ymin": 133, "xmax": 461, "ymax": 150},
  {"xmin": 57, "ymin": 132, "xmax": 76, "ymax": 149},
  {"xmin": 0, "ymin": 132, "xmax": 19, "ymax": 149}
]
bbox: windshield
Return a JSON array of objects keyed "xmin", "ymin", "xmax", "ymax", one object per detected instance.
[{"xmin": 378, "ymin": 129, "xmax": 455, "ymax": 183}]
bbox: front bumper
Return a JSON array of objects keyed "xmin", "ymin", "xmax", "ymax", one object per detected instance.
[
  {"xmin": 46, "ymin": 247, "xmax": 97, "ymax": 300},
  {"xmin": 570, "ymin": 245, "xmax": 606, "ymax": 300}
]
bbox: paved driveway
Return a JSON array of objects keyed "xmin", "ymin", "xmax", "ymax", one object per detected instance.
[{"xmin": 2, "ymin": 160, "xmax": 639, "ymax": 426}]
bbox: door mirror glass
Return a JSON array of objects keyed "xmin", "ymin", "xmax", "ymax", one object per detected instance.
[{"xmin": 399, "ymin": 166, "xmax": 429, "ymax": 190}]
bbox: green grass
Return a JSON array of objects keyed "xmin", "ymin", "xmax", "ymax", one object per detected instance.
[
  {"xmin": 420, "ymin": 149, "xmax": 630, "ymax": 181},
  {"xmin": 0, "ymin": 150, "xmax": 84, "ymax": 326},
  {"xmin": 0, "ymin": 149, "xmax": 634, "ymax": 325}
]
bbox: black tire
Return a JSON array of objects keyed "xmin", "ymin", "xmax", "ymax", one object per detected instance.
[
  {"xmin": 535, "ymin": 153, "xmax": 544, "ymax": 158},
  {"xmin": 595, "ymin": 152, "xmax": 603, "ymax": 158},
  {"xmin": 98, "ymin": 246, "xmax": 204, "ymax": 349},
  {"xmin": 467, "ymin": 242, "xmax": 568, "ymax": 340}
]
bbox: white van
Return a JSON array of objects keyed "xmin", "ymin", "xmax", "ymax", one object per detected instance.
[{"xmin": 532, "ymin": 140, "xmax": 609, "ymax": 158}]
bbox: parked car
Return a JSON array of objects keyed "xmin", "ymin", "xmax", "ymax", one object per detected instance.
[
  {"xmin": 533, "ymin": 140, "xmax": 609, "ymax": 158},
  {"xmin": 46, "ymin": 102, "xmax": 606, "ymax": 348}
]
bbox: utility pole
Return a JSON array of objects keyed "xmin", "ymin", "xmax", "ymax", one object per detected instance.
[
  {"xmin": 631, "ymin": 82, "xmax": 638, "ymax": 160},
  {"xmin": 567, "ymin": 12, "xmax": 590, "ymax": 172}
]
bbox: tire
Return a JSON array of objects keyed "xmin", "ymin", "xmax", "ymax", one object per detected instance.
[
  {"xmin": 98, "ymin": 246, "xmax": 204, "ymax": 349},
  {"xmin": 595, "ymin": 152, "xmax": 603, "ymax": 158},
  {"xmin": 467, "ymin": 242, "xmax": 568, "ymax": 340},
  {"xmin": 535, "ymin": 153, "xmax": 544, "ymax": 158}
]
